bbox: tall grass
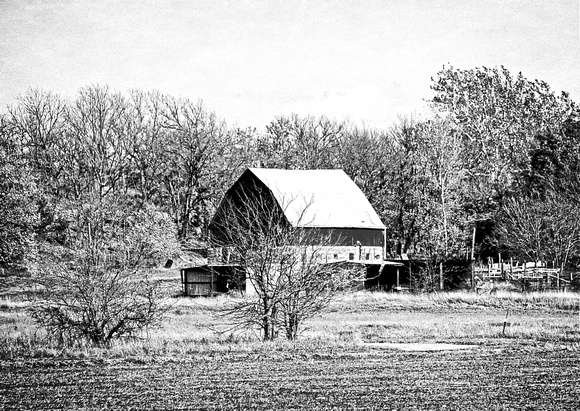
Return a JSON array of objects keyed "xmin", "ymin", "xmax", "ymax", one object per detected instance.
[
  {"xmin": 336, "ymin": 290, "xmax": 580, "ymax": 311},
  {"xmin": 1, "ymin": 290, "xmax": 580, "ymax": 359}
]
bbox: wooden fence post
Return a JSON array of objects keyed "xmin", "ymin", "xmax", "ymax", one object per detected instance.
[{"xmin": 502, "ymin": 309, "xmax": 510, "ymax": 336}]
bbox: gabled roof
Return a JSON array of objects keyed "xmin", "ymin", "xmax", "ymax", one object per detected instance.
[{"xmin": 247, "ymin": 168, "xmax": 385, "ymax": 230}]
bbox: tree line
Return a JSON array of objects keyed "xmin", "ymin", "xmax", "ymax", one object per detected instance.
[
  {"xmin": 1, "ymin": 65, "xmax": 579, "ymax": 280},
  {"xmin": 3, "ymin": 65, "xmax": 580, "ymax": 344}
]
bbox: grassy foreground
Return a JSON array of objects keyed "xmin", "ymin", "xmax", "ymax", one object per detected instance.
[
  {"xmin": 2, "ymin": 286, "xmax": 580, "ymax": 355},
  {"xmin": 2, "ymin": 289, "xmax": 580, "ymax": 357},
  {"xmin": 2, "ymin": 286, "xmax": 580, "ymax": 409}
]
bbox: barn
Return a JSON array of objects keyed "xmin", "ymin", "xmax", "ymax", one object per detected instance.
[
  {"xmin": 210, "ymin": 167, "xmax": 386, "ymax": 262},
  {"xmin": 181, "ymin": 167, "xmax": 394, "ymax": 296}
]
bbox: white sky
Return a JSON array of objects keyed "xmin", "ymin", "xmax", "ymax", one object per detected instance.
[{"xmin": 1, "ymin": 0, "xmax": 579, "ymax": 129}]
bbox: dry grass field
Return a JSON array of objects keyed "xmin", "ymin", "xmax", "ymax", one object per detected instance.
[{"xmin": 2, "ymin": 269, "xmax": 580, "ymax": 409}]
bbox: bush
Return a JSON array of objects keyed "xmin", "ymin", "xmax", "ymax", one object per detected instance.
[
  {"xmin": 30, "ymin": 195, "xmax": 177, "ymax": 347},
  {"xmin": 31, "ymin": 254, "xmax": 167, "ymax": 347}
]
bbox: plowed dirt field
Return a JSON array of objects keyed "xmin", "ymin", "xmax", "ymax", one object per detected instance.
[{"xmin": 2, "ymin": 347, "xmax": 579, "ymax": 410}]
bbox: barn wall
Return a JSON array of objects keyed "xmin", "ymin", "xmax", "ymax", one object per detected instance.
[
  {"xmin": 317, "ymin": 245, "xmax": 384, "ymax": 262},
  {"xmin": 209, "ymin": 170, "xmax": 285, "ymax": 245},
  {"xmin": 299, "ymin": 227, "xmax": 384, "ymax": 247}
]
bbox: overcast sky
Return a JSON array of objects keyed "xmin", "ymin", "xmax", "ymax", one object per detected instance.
[{"xmin": 1, "ymin": 0, "xmax": 579, "ymax": 129}]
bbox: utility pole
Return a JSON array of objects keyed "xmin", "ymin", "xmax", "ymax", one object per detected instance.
[
  {"xmin": 439, "ymin": 261, "xmax": 444, "ymax": 291},
  {"xmin": 471, "ymin": 227, "xmax": 476, "ymax": 290}
]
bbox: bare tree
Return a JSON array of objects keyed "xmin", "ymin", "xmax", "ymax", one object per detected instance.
[
  {"xmin": 386, "ymin": 116, "xmax": 432, "ymax": 257},
  {"xmin": 276, "ymin": 245, "xmax": 358, "ymax": 340},
  {"xmin": 64, "ymin": 85, "xmax": 132, "ymax": 199},
  {"xmin": 125, "ymin": 90, "xmax": 170, "ymax": 205},
  {"xmin": 257, "ymin": 114, "xmax": 343, "ymax": 170},
  {"xmin": 337, "ymin": 125, "xmax": 393, "ymax": 214},
  {"xmin": 497, "ymin": 191, "xmax": 580, "ymax": 271},
  {"xmin": 5, "ymin": 89, "xmax": 68, "ymax": 195},
  {"xmin": 161, "ymin": 97, "xmax": 235, "ymax": 239},
  {"xmin": 415, "ymin": 118, "xmax": 466, "ymax": 259},
  {"xmin": 211, "ymin": 183, "xmax": 362, "ymax": 341}
]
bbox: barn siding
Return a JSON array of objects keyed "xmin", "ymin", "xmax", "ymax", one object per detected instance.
[{"xmin": 298, "ymin": 227, "xmax": 384, "ymax": 247}]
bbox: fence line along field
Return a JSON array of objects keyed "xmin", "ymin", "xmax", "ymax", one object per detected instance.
[{"xmin": 2, "ymin": 276, "xmax": 580, "ymax": 409}]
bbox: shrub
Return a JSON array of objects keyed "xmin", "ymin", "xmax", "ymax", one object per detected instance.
[{"xmin": 31, "ymin": 254, "xmax": 167, "ymax": 347}]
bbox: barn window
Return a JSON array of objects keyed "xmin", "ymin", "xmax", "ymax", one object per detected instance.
[{"xmin": 348, "ymin": 253, "xmax": 355, "ymax": 260}]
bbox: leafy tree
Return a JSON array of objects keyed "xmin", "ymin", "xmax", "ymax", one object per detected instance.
[
  {"xmin": 48, "ymin": 194, "xmax": 180, "ymax": 268},
  {"xmin": 383, "ymin": 117, "xmax": 431, "ymax": 257},
  {"xmin": 525, "ymin": 117, "xmax": 580, "ymax": 197},
  {"xmin": 0, "ymin": 117, "xmax": 39, "ymax": 266},
  {"xmin": 431, "ymin": 65, "xmax": 575, "ymax": 216},
  {"xmin": 2, "ymin": 90, "xmax": 72, "ymax": 258}
]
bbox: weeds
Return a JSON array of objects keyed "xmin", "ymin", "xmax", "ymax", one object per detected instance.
[
  {"xmin": 2, "ymin": 290, "xmax": 580, "ymax": 359},
  {"xmin": 336, "ymin": 290, "xmax": 580, "ymax": 311}
]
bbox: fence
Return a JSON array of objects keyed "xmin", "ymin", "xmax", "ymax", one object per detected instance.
[{"xmin": 474, "ymin": 259, "xmax": 571, "ymax": 289}]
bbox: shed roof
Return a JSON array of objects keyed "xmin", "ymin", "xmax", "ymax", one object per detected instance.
[{"xmin": 247, "ymin": 168, "xmax": 385, "ymax": 230}]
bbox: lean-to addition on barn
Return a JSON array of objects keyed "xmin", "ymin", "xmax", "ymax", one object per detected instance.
[{"xmin": 209, "ymin": 167, "xmax": 387, "ymax": 263}]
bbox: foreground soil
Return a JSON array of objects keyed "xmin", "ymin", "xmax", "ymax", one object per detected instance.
[{"xmin": 1, "ymin": 346, "xmax": 579, "ymax": 410}]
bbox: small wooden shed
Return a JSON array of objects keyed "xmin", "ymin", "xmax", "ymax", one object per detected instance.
[{"xmin": 180, "ymin": 264, "xmax": 243, "ymax": 297}]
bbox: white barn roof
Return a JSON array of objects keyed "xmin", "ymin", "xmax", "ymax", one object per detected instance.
[{"xmin": 248, "ymin": 168, "xmax": 385, "ymax": 230}]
